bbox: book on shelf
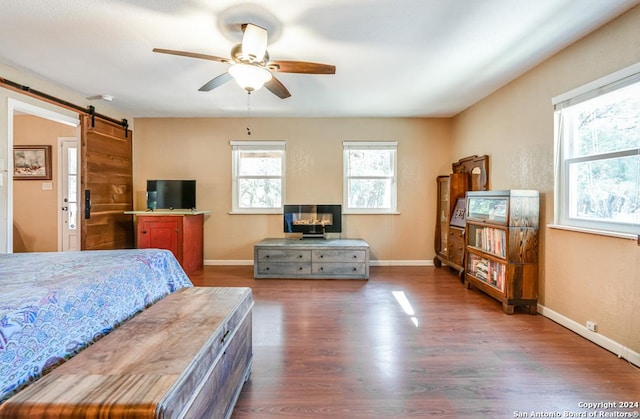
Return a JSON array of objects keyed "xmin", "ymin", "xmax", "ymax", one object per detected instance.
[
  {"xmin": 468, "ymin": 254, "xmax": 505, "ymax": 291},
  {"xmin": 474, "ymin": 227, "xmax": 506, "ymax": 258}
]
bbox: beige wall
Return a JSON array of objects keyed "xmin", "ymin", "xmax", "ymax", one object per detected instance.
[
  {"xmin": 13, "ymin": 115, "xmax": 76, "ymax": 252},
  {"xmin": 452, "ymin": 6, "xmax": 640, "ymax": 356},
  {"xmin": 132, "ymin": 117, "xmax": 453, "ymax": 262}
]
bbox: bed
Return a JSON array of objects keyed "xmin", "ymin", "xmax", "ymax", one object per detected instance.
[{"xmin": 0, "ymin": 249, "xmax": 193, "ymax": 404}]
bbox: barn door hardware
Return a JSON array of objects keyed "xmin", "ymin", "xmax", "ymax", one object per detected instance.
[
  {"xmin": 84, "ymin": 189, "xmax": 92, "ymax": 219},
  {"xmin": 88, "ymin": 105, "xmax": 96, "ymax": 127},
  {"xmin": 0, "ymin": 76, "xmax": 128, "ymax": 131}
]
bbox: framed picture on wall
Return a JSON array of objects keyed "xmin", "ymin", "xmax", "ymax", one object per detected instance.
[{"xmin": 13, "ymin": 145, "xmax": 52, "ymax": 180}]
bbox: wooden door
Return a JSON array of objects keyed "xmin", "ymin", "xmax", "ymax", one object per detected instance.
[
  {"xmin": 80, "ymin": 116, "xmax": 133, "ymax": 250},
  {"xmin": 434, "ymin": 175, "xmax": 449, "ymax": 260}
]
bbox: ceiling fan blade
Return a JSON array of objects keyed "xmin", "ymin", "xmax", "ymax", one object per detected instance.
[
  {"xmin": 241, "ymin": 24, "xmax": 268, "ymax": 62},
  {"xmin": 198, "ymin": 72, "xmax": 233, "ymax": 92},
  {"xmin": 269, "ymin": 60, "xmax": 336, "ymax": 74},
  {"xmin": 264, "ymin": 76, "xmax": 291, "ymax": 99},
  {"xmin": 153, "ymin": 48, "xmax": 229, "ymax": 63}
]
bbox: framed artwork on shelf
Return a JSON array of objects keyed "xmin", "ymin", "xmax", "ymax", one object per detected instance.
[
  {"xmin": 13, "ymin": 145, "xmax": 52, "ymax": 180},
  {"xmin": 450, "ymin": 197, "xmax": 466, "ymax": 228}
]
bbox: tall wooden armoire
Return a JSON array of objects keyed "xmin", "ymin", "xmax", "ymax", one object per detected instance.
[{"xmin": 434, "ymin": 155, "xmax": 489, "ymax": 278}]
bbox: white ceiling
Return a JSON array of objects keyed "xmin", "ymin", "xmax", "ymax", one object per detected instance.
[{"xmin": 1, "ymin": 0, "xmax": 638, "ymax": 118}]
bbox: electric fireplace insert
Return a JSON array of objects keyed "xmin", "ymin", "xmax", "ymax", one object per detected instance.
[{"xmin": 283, "ymin": 204, "xmax": 342, "ymax": 238}]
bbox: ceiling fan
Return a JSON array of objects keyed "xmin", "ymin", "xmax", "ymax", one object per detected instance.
[{"xmin": 153, "ymin": 23, "xmax": 335, "ymax": 99}]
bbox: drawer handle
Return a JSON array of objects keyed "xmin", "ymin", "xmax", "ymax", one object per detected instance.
[
  {"xmin": 220, "ymin": 329, "xmax": 230, "ymax": 344},
  {"xmin": 299, "ymin": 267, "xmax": 303, "ymax": 271},
  {"xmin": 298, "ymin": 254, "xmax": 303, "ymax": 258},
  {"xmin": 320, "ymin": 254, "xmax": 324, "ymax": 258},
  {"xmin": 320, "ymin": 267, "xmax": 324, "ymax": 271},
  {"xmin": 352, "ymin": 267, "xmax": 357, "ymax": 271},
  {"xmin": 352, "ymin": 254, "xmax": 357, "ymax": 259},
  {"xmin": 266, "ymin": 255, "xmax": 270, "ymax": 258},
  {"xmin": 265, "ymin": 267, "xmax": 270, "ymax": 271}
]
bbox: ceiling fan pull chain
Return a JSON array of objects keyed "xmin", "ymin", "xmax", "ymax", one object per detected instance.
[{"xmin": 246, "ymin": 91, "xmax": 252, "ymax": 136}]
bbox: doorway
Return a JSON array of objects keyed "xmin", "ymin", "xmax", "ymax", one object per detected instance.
[
  {"xmin": 59, "ymin": 137, "xmax": 80, "ymax": 251},
  {"xmin": 7, "ymin": 98, "xmax": 80, "ymax": 252}
]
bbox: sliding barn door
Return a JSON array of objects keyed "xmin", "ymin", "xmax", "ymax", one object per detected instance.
[{"xmin": 80, "ymin": 115, "xmax": 134, "ymax": 250}]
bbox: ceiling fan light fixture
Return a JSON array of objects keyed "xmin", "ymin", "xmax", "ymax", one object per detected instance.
[{"xmin": 229, "ymin": 64, "xmax": 272, "ymax": 92}]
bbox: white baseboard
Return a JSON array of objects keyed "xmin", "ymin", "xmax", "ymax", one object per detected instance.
[
  {"xmin": 370, "ymin": 260, "xmax": 433, "ymax": 266},
  {"xmin": 538, "ymin": 304, "xmax": 640, "ymax": 368},
  {"xmin": 204, "ymin": 260, "xmax": 253, "ymax": 266}
]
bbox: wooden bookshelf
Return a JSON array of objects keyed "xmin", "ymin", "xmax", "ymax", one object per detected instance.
[{"xmin": 464, "ymin": 190, "xmax": 539, "ymax": 314}]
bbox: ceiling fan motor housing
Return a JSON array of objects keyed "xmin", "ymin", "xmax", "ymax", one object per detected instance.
[{"xmin": 231, "ymin": 43, "xmax": 270, "ymax": 66}]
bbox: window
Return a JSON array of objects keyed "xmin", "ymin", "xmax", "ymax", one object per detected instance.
[
  {"xmin": 553, "ymin": 64, "xmax": 640, "ymax": 235},
  {"xmin": 231, "ymin": 141, "xmax": 285, "ymax": 213},
  {"xmin": 343, "ymin": 141, "xmax": 398, "ymax": 213}
]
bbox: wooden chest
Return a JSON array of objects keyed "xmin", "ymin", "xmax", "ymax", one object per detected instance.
[{"xmin": 0, "ymin": 287, "xmax": 253, "ymax": 419}]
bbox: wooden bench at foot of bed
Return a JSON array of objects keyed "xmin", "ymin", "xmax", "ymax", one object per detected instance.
[{"xmin": 0, "ymin": 287, "xmax": 254, "ymax": 419}]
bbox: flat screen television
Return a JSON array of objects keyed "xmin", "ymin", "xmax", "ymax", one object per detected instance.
[
  {"xmin": 146, "ymin": 180, "xmax": 196, "ymax": 210},
  {"xmin": 283, "ymin": 204, "xmax": 341, "ymax": 238}
]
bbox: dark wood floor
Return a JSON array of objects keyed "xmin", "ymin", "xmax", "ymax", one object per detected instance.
[{"xmin": 190, "ymin": 266, "xmax": 640, "ymax": 418}]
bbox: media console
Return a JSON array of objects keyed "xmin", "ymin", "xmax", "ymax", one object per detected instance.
[
  {"xmin": 254, "ymin": 238, "xmax": 370, "ymax": 280},
  {"xmin": 125, "ymin": 210, "xmax": 210, "ymax": 275}
]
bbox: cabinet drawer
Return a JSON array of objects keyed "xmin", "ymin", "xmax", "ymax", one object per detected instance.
[
  {"xmin": 447, "ymin": 228, "xmax": 465, "ymax": 265},
  {"xmin": 448, "ymin": 245, "xmax": 465, "ymax": 266},
  {"xmin": 257, "ymin": 249, "xmax": 311, "ymax": 262},
  {"xmin": 312, "ymin": 249, "xmax": 366, "ymax": 263},
  {"xmin": 447, "ymin": 228, "xmax": 464, "ymax": 244},
  {"xmin": 256, "ymin": 262, "xmax": 311, "ymax": 275},
  {"xmin": 312, "ymin": 262, "xmax": 366, "ymax": 276}
]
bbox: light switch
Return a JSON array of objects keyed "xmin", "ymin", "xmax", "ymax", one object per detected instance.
[{"xmin": 42, "ymin": 182, "xmax": 53, "ymax": 190}]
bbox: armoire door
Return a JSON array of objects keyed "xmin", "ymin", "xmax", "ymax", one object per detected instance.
[{"xmin": 137, "ymin": 217, "xmax": 182, "ymax": 260}]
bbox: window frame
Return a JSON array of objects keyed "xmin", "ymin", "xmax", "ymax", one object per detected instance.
[
  {"xmin": 552, "ymin": 62, "xmax": 640, "ymax": 237},
  {"xmin": 230, "ymin": 140, "xmax": 286, "ymax": 214},
  {"xmin": 343, "ymin": 141, "xmax": 398, "ymax": 214}
]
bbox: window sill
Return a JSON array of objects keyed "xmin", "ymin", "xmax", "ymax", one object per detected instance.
[
  {"xmin": 547, "ymin": 224, "xmax": 638, "ymax": 240},
  {"xmin": 343, "ymin": 211, "xmax": 401, "ymax": 215}
]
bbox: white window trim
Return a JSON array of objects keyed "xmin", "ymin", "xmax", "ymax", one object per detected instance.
[
  {"xmin": 552, "ymin": 62, "xmax": 640, "ymax": 109},
  {"xmin": 551, "ymin": 61, "xmax": 640, "ymax": 237},
  {"xmin": 230, "ymin": 140, "xmax": 286, "ymax": 214},
  {"xmin": 343, "ymin": 141, "xmax": 398, "ymax": 214}
]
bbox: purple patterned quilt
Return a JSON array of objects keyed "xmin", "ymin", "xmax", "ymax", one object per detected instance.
[{"xmin": 0, "ymin": 249, "xmax": 193, "ymax": 403}]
